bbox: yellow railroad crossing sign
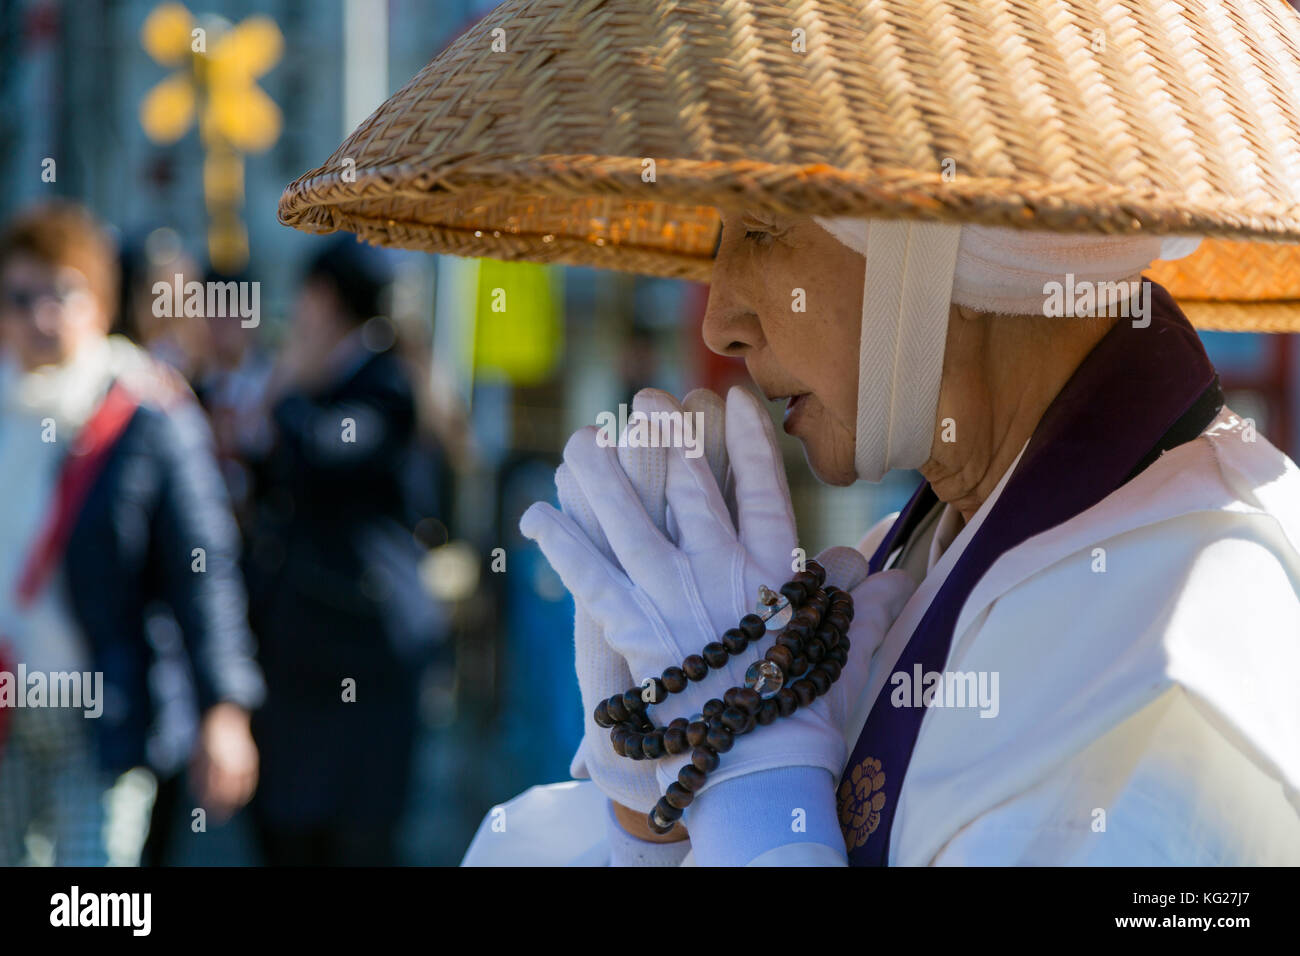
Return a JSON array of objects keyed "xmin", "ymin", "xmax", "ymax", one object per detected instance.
[{"xmin": 140, "ymin": 3, "xmax": 282, "ymax": 270}]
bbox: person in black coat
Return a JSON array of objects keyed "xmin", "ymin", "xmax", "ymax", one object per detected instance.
[
  {"xmin": 245, "ymin": 237, "xmax": 444, "ymax": 866},
  {"xmin": 0, "ymin": 202, "xmax": 263, "ymax": 865}
]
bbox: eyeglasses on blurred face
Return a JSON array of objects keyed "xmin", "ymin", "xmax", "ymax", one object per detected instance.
[
  {"xmin": 0, "ymin": 269, "xmax": 91, "ymax": 315},
  {"xmin": 0, "ymin": 257, "xmax": 101, "ymax": 371}
]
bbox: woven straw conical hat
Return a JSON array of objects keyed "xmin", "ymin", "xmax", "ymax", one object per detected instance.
[
  {"xmin": 279, "ymin": 0, "xmax": 1300, "ymax": 330},
  {"xmin": 1146, "ymin": 239, "xmax": 1300, "ymax": 331}
]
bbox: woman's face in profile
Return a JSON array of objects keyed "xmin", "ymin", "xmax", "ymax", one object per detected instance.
[{"xmin": 701, "ymin": 209, "xmax": 865, "ymax": 485}]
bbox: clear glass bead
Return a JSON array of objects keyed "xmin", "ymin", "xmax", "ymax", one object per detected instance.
[
  {"xmin": 756, "ymin": 585, "xmax": 792, "ymax": 630},
  {"xmin": 745, "ymin": 660, "xmax": 785, "ymax": 699}
]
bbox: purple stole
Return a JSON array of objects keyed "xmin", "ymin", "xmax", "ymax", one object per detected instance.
[{"xmin": 839, "ymin": 280, "xmax": 1224, "ymax": 865}]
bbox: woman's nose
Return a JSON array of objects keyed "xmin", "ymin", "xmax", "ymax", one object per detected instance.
[
  {"xmin": 701, "ymin": 252, "xmax": 764, "ymax": 358},
  {"xmin": 33, "ymin": 299, "xmax": 66, "ymax": 336}
]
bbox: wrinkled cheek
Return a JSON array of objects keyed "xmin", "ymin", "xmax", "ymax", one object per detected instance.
[{"xmin": 799, "ymin": 413, "xmax": 857, "ymax": 485}]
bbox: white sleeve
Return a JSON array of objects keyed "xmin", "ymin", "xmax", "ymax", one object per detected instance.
[
  {"xmin": 604, "ymin": 798, "xmax": 693, "ymax": 867},
  {"xmin": 929, "ymin": 686, "xmax": 1300, "ymax": 866},
  {"xmin": 682, "ymin": 766, "xmax": 848, "ymax": 866}
]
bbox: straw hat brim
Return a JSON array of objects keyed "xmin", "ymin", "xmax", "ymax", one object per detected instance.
[
  {"xmin": 280, "ymin": 0, "xmax": 1300, "ymax": 328},
  {"xmin": 1145, "ymin": 238, "xmax": 1300, "ymax": 331}
]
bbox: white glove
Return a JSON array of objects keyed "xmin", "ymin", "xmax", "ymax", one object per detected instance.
[
  {"xmin": 559, "ymin": 387, "xmax": 728, "ymax": 813},
  {"xmin": 522, "ymin": 385, "xmax": 917, "ymax": 817}
]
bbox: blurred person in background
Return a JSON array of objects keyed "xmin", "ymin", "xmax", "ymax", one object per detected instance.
[
  {"xmin": 115, "ymin": 230, "xmax": 210, "ymax": 385},
  {"xmin": 244, "ymin": 236, "xmax": 447, "ymax": 866},
  {"xmin": 0, "ymin": 202, "xmax": 264, "ymax": 866},
  {"xmin": 192, "ymin": 266, "xmax": 276, "ymax": 529}
]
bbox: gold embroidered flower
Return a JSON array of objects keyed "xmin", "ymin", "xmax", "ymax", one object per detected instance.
[{"xmin": 837, "ymin": 756, "xmax": 887, "ymax": 852}]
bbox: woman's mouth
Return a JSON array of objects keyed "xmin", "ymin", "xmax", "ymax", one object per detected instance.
[{"xmin": 783, "ymin": 393, "xmax": 809, "ymax": 434}]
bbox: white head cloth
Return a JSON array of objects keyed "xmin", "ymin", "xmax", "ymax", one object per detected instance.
[{"xmin": 812, "ymin": 217, "xmax": 1203, "ymax": 482}]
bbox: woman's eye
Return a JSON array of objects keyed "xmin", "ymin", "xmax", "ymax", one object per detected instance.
[{"xmin": 743, "ymin": 229, "xmax": 773, "ymax": 245}]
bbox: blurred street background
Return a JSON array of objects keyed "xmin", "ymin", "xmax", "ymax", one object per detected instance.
[{"xmin": 2, "ymin": 0, "xmax": 1298, "ymax": 866}]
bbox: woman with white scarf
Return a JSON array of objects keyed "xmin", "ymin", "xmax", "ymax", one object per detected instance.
[
  {"xmin": 513, "ymin": 218, "xmax": 1300, "ymax": 865},
  {"xmin": 274, "ymin": 0, "xmax": 1300, "ymax": 866}
]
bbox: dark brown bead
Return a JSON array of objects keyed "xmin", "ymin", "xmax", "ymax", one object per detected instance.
[
  {"xmin": 791, "ymin": 607, "xmax": 818, "ymax": 628},
  {"xmin": 665, "ymin": 782, "xmax": 695, "ymax": 810},
  {"xmin": 678, "ymin": 765, "xmax": 707, "ymax": 792},
  {"xmin": 649, "ymin": 805, "xmax": 676, "ymax": 834},
  {"xmin": 721, "ymin": 707, "xmax": 747, "ymax": 732},
  {"xmin": 793, "ymin": 570, "xmax": 819, "ymax": 593},
  {"xmin": 790, "ymin": 655, "xmax": 808, "ymax": 677},
  {"xmin": 780, "ymin": 581, "xmax": 807, "ymax": 606},
  {"xmin": 765, "ymin": 644, "xmax": 794, "ymax": 672},
  {"xmin": 665, "ymin": 728, "xmax": 686, "ymax": 759},
  {"xmin": 664, "ymin": 726, "xmax": 688, "ymax": 755},
  {"xmin": 655, "ymin": 797, "xmax": 684, "ymax": 822},
  {"xmin": 703, "ymin": 642, "xmax": 729, "ymax": 668},
  {"xmin": 738, "ymin": 614, "xmax": 766, "ymax": 642},
  {"xmin": 622, "ymin": 688, "xmax": 647, "ymax": 714},
  {"xmin": 826, "ymin": 611, "xmax": 851, "ymax": 634},
  {"xmin": 668, "ymin": 716, "xmax": 690, "ymax": 732},
  {"xmin": 641, "ymin": 731, "xmax": 666, "ymax": 759},
  {"xmin": 756, "ymin": 699, "xmax": 779, "ymax": 725},
  {"xmin": 607, "ymin": 694, "xmax": 629, "ymax": 723},
  {"xmin": 722, "ymin": 628, "xmax": 748, "ymax": 655},
  {"xmin": 635, "ymin": 712, "xmax": 655, "ymax": 733},
  {"xmin": 776, "ymin": 688, "xmax": 798, "ymax": 717},
  {"xmin": 594, "ymin": 699, "xmax": 613, "ymax": 728},
  {"xmin": 793, "ymin": 680, "xmax": 816, "ymax": 707},
  {"xmin": 732, "ymin": 687, "xmax": 761, "ymax": 715},
  {"xmin": 639, "ymin": 678, "xmax": 666, "ymax": 704},
  {"xmin": 804, "ymin": 561, "xmax": 826, "ymax": 587},
  {"xmin": 808, "ymin": 668, "xmax": 831, "ymax": 696},
  {"xmin": 706, "ymin": 724, "xmax": 734, "ymax": 753},
  {"xmin": 691, "ymin": 747, "xmax": 720, "ymax": 773},
  {"xmin": 776, "ymin": 632, "xmax": 804, "ymax": 654},
  {"xmin": 817, "ymin": 625, "xmax": 839, "ymax": 650},
  {"xmin": 686, "ymin": 720, "xmax": 709, "ymax": 747},
  {"xmin": 738, "ymin": 713, "xmax": 756, "ymax": 735},
  {"xmin": 702, "ymin": 698, "xmax": 725, "ymax": 719},
  {"xmin": 723, "ymin": 687, "xmax": 742, "ymax": 709},
  {"xmin": 624, "ymin": 732, "xmax": 644, "ymax": 758},
  {"xmin": 805, "ymin": 639, "xmax": 825, "ymax": 663},
  {"xmin": 610, "ymin": 726, "xmax": 630, "ymax": 756},
  {"xmin": 661, "ymin": 667, "xmax": 688, "ymax": 694},
  {"xmin": 682, "ymin": 655, "xmax": 708, "ymax": 681},
  {"xmin": 827, "ymin": 647, "xmax": 848, "ymax": 668},
  {"xmin": 822, "ymin": 658, "xmax": 842, "ymax": 681}
]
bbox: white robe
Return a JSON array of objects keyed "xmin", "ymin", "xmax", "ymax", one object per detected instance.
[{"xmin": 463, "ymin": 407, "xmax": 1300, "ymax": 865}]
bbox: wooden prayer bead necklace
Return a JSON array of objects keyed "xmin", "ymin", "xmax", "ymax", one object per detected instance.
[{"xmin": 591, "ymin": 560, "xmax": 855, "ymax": 834}]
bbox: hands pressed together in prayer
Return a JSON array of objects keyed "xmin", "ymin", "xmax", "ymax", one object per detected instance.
[{"xmin": 521, "ymin": 386, "xmax": 916, "ymax": 858}]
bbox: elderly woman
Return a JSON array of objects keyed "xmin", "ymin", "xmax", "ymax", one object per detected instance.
[
  {"xmin": 515, "ymin": 214, "xmax": 1300, "ymax": 866},
  {"xmin": 277, "ymin": 0, "xmax": 1300, "ymax": 865}
]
